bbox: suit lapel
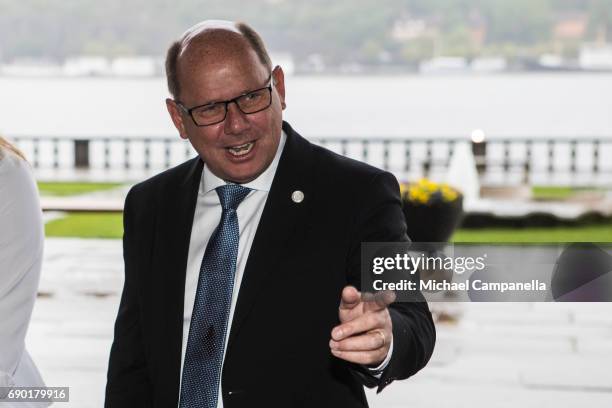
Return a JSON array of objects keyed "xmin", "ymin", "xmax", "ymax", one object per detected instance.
[
  {"xmin": 227, "ymin": 122, "xmax": 314, "ymax": 349},
  {"xmin": 152, "ymin": 157, "xmax": 203, "ymax": 403},
  {"xmin": 150, "ymin": 124, "xmax": 314, "ymax": 393}
]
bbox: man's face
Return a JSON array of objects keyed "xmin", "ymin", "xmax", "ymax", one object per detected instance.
[{"xmin": 166, "ymin": 39, "xmax": 286, "ymax": 184}]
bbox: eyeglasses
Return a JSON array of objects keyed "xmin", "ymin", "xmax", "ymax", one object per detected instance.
[{"xmin": 177, "ymin": 71, "xmax": 274, "ymax": 127}]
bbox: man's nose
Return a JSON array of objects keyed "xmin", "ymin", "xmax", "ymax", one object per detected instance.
[{"xmin": 224, "ymin": 101, "xmax": 250, "ymax": 135}]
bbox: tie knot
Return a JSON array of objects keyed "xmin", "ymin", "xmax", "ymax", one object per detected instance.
[{"xmin": 216, "ymin": 184, "xmax": 251, "ymax": 210}]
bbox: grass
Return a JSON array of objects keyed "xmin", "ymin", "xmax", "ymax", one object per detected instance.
[
  {"xmin": 531, "ymin": 186, "xmax": 602, "ymax": 200},
  {"xmin": 39, "ymin": 182, "xmax": 611, "ymax": 242},
  {"xmin": 452, "ymin": 223, "xmax": 612, "ymax": 243},
  {"xmin": 37, "ymin": 183, "xmax": 598, "ymax": 199},
  {"xmin": 38, "ymin": 182, "xmax": 123, "ymax": 196},
  {"xmin": 43, "ymin": 212, "xmax": 612, "ymax": 243},
  {"xmin": 45, "ymin": 213, "xmax": 123, "ymax": 239}
]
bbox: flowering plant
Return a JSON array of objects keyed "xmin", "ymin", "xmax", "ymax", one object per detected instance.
[
  {"xmin": 400, "ymin": 178, "xmax": 461, "ymax": 205},
  {"xmin": 400, "ymin": 178, "xmax": 463, "ymax": 243}
]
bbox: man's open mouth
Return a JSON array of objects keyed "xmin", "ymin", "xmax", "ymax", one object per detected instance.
[{"xmin": 227, "ymin": 141, "xmax": 255, "ymax": 157}]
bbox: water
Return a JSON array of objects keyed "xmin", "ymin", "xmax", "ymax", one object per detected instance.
[
  {"xmin": 2, "ymin": 74, "xmax": 612, "ymax": 184},
  {"xmin": 1, "ymin": 73, "xmax": 611, "ymax": 139}
]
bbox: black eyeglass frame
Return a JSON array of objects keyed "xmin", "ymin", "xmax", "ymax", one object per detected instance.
[{"xmin": 176, "ymin": 68, "xmax": 276, "ymax": 127}]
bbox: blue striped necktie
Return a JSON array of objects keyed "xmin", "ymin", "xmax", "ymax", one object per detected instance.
[{"xmin": 179, "ymin": 184, "xmax": 251, "ymax": 408}]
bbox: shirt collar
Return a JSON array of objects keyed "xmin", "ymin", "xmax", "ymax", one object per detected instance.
[{"xmin": 201, "ymin": 129, "xmax": 287, "ymax": 194}]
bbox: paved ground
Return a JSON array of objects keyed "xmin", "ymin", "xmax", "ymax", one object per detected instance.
[{"xmin": 25, "ymin": 238, "xmax": 612, "ymax": 407}]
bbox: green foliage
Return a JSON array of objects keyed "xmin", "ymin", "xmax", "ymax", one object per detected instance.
[
  {"xmin": 589, "ymin": 0, "xmax": 612, "ymax": 39},
  {"xmin": 400, "ymin": 37, "xmax": 435, "ymax": 63},
  {"xmin": 475, "ymin": 0, "xmax": 554, "ymax": 44},
  {"xmin": 0, "ymin": 0, "xmax": 609, "ymax": 63}
]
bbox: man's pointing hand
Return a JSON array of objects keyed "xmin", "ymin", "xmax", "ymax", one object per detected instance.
[{"xmin": 330, "ymin": 286, "xmax": 395, "ymax": 366}]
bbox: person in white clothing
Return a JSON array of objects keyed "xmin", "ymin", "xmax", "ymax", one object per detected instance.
[{"xmin": 0, "ymin": 137, "xmax": 47, "ymax": 406}]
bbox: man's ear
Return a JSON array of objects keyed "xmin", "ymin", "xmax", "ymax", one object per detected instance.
[
  {"xmin": 166, "ymin": 98, "xmax": 188, "ymax": 139},
  {"xmin": 272, "ymin": 66, "xmax": 286, "ymax": 110}
]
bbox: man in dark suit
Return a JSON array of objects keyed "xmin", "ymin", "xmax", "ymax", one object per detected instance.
[{"xmin": 106, "ymin": 20, "xmax": 435, "ymax": 408}]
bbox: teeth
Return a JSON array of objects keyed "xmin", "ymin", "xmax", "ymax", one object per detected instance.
[{"xmin": 228, "ymin": 142, "xmax": 254, "ymax": 156}]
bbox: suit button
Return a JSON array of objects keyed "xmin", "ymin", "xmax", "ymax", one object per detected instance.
[{"xmin": 291, "ymin": 190, "xmax": 304, "ymax": 203}]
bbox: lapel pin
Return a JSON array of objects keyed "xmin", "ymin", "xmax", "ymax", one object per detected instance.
[{"xmin": 291, "ymin": 190, "xmax": 304, "ymax": 203}]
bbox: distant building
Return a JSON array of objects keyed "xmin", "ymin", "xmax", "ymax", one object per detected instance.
[
  {"xmin": 391, "ymin": 15, "xmax": 444, "ymax": 44},
  {"xmin": 419, "ymin": 57, "xmax": 468, "ymax": 74},
  {"xmin": 392, "ymin": 18, "xmax": 429, "ymax": 41},
  {"xmin": 471, "ymin": 57, "xmax": 507, "ymax": 73},
  {"xmin": 63, "ymin": 56, "xmax": 110, "ymax": 76},
  {"xmin": 467, "ymin": 10, "xmax": 487, "ymax": 50},
  {"xmin": 302, "ymin": 54, "xmax": 325, "ymax": 74},
  {"xmin": 538, "ymin": 54, "xmax": 565, "ymax": 68},
  {"xmin": 580, "ymin": 43, "xmax": 612, "ymax": 70},
  {"xmin": 553, "ymin": 14, "xmax": 588, "ymax": 41},
  {"xmin": 270, "ymin": 52, "xmax": 295, "ymax": 75},
  {"xmin": 0, "ymin": 58, "xmax": 63, "ymax": 76},
  {"xmin": 110, "ymin": 57, "xmax": 156, "ymax": 77}
]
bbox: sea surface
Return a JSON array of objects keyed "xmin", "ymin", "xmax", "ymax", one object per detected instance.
[{"xmin": 1, "ymin": 73, "xmax": 611, "ymax": 139}]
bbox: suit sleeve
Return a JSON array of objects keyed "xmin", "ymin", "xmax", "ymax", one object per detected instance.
[
  {"xmin": 105, "ymin": 187, "xmax": 154, "ymax": 407},
  {"xmin": 347, "ymin": 171, "xmax": 436, "ymax": 392}
]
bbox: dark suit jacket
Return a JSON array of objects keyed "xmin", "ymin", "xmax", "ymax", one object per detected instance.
[{"xmin": 106, "ymin": 121, "xmax": 436, "ymax": 408}]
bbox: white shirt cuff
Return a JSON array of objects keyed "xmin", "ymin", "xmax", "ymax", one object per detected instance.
[{"xmin": 365, "ymin": 337, "xmax": 393, "ymax": 378}]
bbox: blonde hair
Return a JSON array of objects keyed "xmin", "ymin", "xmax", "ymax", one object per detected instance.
[{"xmin": 0, "ymin": 136, "xmax": 27, "ymax": 161}]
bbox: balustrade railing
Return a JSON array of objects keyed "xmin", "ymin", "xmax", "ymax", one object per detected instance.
[{"xmin": 12, "ymin": 135, "xmax": 612, "ymax": 186}]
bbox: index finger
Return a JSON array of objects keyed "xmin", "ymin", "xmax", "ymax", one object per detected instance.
[{"xmin": 339, "ymin": 285, "xmax": 361, "ymax": 310}]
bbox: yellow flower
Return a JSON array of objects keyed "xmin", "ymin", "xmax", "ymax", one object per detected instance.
[
  {"xmin": 409, "ymin": 186, "xmax": 430, "ymax": 204},
  {"xmin": 402, "ymin": 178, "xmax": 461, "ymax": 205},
  {"xmin": 440, "ymin": 184, "xmax": 459, "ymax": 202},
  {"xmin": 418, "ymin": 178, "xmax": 438, "ymax": 192}
]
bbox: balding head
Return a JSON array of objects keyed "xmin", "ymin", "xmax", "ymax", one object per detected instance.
[
  {"xmin": 163, "ymin": 19, "xmax": 286, "ymax": 184},
  {"xmin": 165, "ymin": 20, "xmax": 272, "ymax": 100}
]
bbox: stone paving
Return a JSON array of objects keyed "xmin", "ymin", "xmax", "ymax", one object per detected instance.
[{"xmin": 24, "ymin": 238, "xmax": 612, "ymax": 407}]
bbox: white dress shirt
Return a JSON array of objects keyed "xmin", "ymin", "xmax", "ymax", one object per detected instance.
[
  {"xmin": 0, "ymin": 149, "xmax": 48, "ymax": 407},
  {"xmin": 178, "ymin": 130, "xmax": 391, "ymax": 407}
]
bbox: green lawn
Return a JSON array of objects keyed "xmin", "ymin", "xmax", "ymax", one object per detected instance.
[
  {"xmin": 452, "ymin": 224, "xmax": 612, "ymax": 243},
  {"xmin": 531, "ymin": 186, "xmax": 602, "ymax": 200},
  {"xmin": 44, "ymin": 211, "xmax": 612, "ymax": 243},
  {"xmin": 36, "ymin": 183, "xmax": 599, "ymax": 199},
  {"xmin": 38, "ymin": 182, "xmax": 124, "ymax": 196},
  {"xmin": 45, "ymin": 213, "xmax": 123, "ymax": 239}
]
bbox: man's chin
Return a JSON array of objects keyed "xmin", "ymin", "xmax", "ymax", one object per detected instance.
[
  {"xmin": 220, "ymin": 155, "xmax": 276, "ymax": 184},
  {"xmin": 221, "ymin": 167, "xmax": 263, "ymax": 184}
]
